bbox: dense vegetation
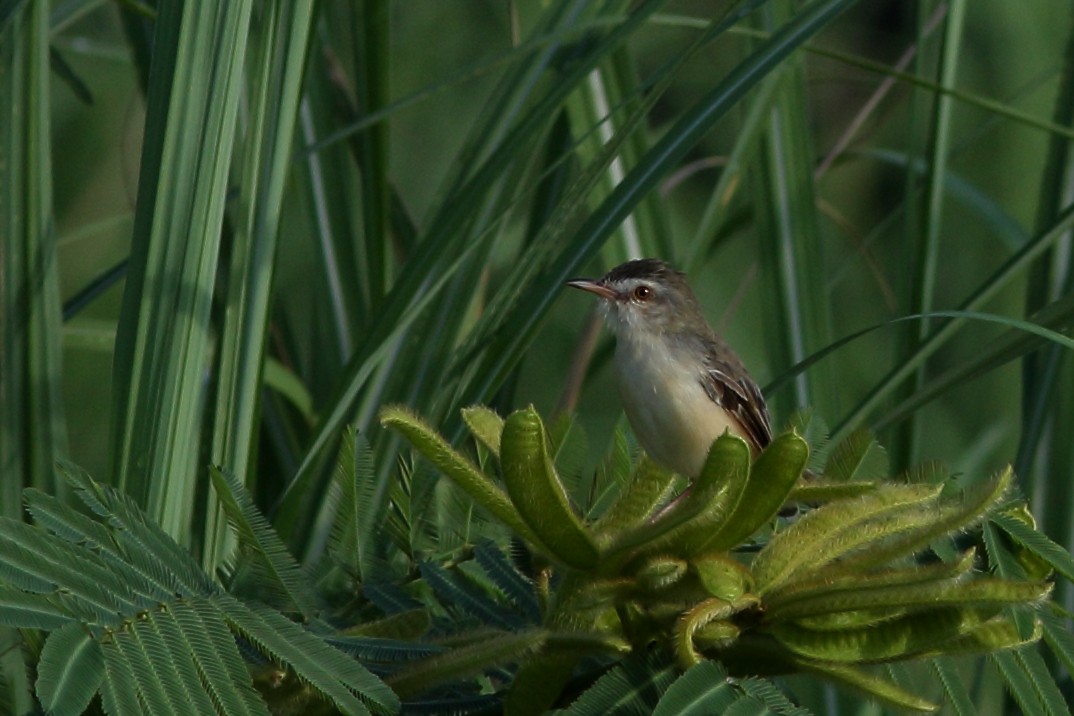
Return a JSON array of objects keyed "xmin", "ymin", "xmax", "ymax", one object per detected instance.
[{"xmin": 2, "ymin": 1, "xmax": 1073, "ymax": 713}]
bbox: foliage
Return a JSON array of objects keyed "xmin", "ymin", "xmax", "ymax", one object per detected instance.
[
  {"xmin": 4, "ymin": 0, "xmax": 1074, "ymax": 714},
  {"xmin": 0, "ymin": 462, "xmax": 398, "ymax": 716},
  {"xmin": 377, "ymin": 404, "xmax": 1058, "ymax": 714}
]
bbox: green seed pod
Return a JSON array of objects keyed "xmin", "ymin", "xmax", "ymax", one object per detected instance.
[
  {"xmin": 691, "ymin": 553, "xmax": 753, "ymax": 602},
  {"xmin": 633, "ymin": 556, "xmax": 688, "ymax": 592},
  {"xmin": 501, "ymin": 406, "xmax": 599, "ymax": 570}
]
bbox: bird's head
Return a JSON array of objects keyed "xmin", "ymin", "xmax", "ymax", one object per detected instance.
[{"xmin": 567, "ymin": 258, "xmax": 705, "ymax": 338}]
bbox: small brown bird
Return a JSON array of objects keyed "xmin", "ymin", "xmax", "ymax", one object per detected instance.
[{"xmin": 567, "ymin": 258, "xmax": 772, "ymax": 478}]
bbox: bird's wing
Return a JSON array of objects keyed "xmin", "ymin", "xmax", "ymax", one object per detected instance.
[{"xmin": 699, "ymin": 347, "xmax": 773, "ymax": 453}]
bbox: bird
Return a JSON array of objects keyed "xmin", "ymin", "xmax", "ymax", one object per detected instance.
[{"xmin": 566, "ymin": 258, "xmax": 772, "ymax": 479}]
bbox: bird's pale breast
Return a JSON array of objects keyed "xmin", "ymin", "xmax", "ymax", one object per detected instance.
[{"xmin": 615, "ymin": 336, "xmax": 741, "ymax": 478}]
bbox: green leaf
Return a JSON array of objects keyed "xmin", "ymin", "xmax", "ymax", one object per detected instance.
[
  {"xmin": 823, "ymin": 427, "xmax": 889, "ymax": 482},
  {"xmin": 605, "ymin": 433, "xmax": 750, "ymax": 559},
  {"xmin": 833, "ymin": 467, "xmax": 1014, "ymax": 572},
  {"xmin": 800, "ymin": 663, "xmax": 938, "ymax": 712},
  {"xmin": 386, "ymin": 629, "xmax": 546, "ymax": 699},
  {"xmin": 100, "ymin": 636, "xmax": 145, "ymax": 716},
  {"xmin": 505, "ymin": 650, "xmax": 581, "ymax": 716},
  {"xmin": 209, "ymin": 466, "xmax": 317, "ymax": 617},
  {"xmin": 461, "ymin": 405, "xmax": 504, "ymax": 458},
  {"xmin": 205, "ymin": 0, "xmax": 317, "ymax": 571},
  {"xmin": 767, "ymin": 578, "xmax": 1050, "ymax": 622},
  {"xmin": 988, "ymin": 649, "xmax": 1051, "ymax": 716},
  {"xmin": 111, "ymin": 0, "xmax": 256, "ymax": 541},
  {"xmin": 1007, "ymin": 647, "xmax": 1071, "ymax": 716},
  {"xmin": 326, "ymin": 429, "xmax": 387, "ymax": 584},
  {"xmin": 1040, "ymin": 608, "xmax": 1074, "ymax": 680},
  {"xmin": 263, "ymin": 358, "xmax": 315, "ymax": 423},
  {"xmin": 473, "ymin": 541, "xmax": 540, "ymax": 621},
  {"xmin": 557, "ymin": 652, "xmax": 678, "ymax": 716},
  {"xmin": 170, "ymin": 599, "xmax": 268, "ymax": 716},
  {"xmin": 593, "ymin": 455, "xmax": 676, "ymax": 536},
  {"xmin": 0, "ymin": 0, "xmax": 66, "ymax": 506},
  {"xmin": 652, "ymin": 661, "xmax": 737, "ymax": 716},
  {"xmin": 786, "ymin": 409, "xmax": 830, "ymax": 475},
  {"xmin": 0, "ymin": 517, "xmax": 140, "ymax": 623},
  {"xmin": 419, "ymin": 561, "xmax": 521, "ymax": 631},
  {"xmin": 151, "ymin": 604, "xmax": 236, "ymax": 716},
  {"xmin": 0, "ymin": 585, "xmax": 71, "ymax": 629},
  {"xmin": 500, "ymin": 406, "xmax": 599, "ymax": 569},
  {"xmin": 702, "ymin": 431, "xmax": 810, "ymax": 551},
  {"xmin": 36, "ymin": 622, "xmax": 103, "ymax": 716},
  {"xmin": 735, "ymin": 677, "xmax": 811, "ymax": 716},
  {"xmin": 215, "ymin": 594, "xmax": 398, "ymax": 715},
  {"xmin": 58, "ymin": 461, "xmax": 215, "ymax": 596},
  {"xmin": 770, "ymin": 608, "xmax": 995, "ymax": 663},
  {"xmin": 344, "ymin": 609, "xmax": 431, "ymax": 641},
  {"xmin": 379, "ymin": 405, "xmax": 543, "ymax": 548},
  {"xmin": 109, "ymin": 621, "xmax": 176, "ymax": 715},
  {"xmin": 930, "ymin": 657, "xmax": 976, "ymax": 716},
  {"xmin": 753, "ymin": 483, "xmax": 943, "ymax": 594},
  {"xmin": 992, "ymin": 510, "xmax": 1074, "ymax": 583},
  {"xmin": 786, "ymin": 481, "xmax": 877, "ymax": 503}
]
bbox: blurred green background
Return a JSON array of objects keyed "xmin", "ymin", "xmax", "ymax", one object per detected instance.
[
  {"xmin": 3, "ymin": 0, "xmax": 1072, "ymax": 712},
  {"xmin": 51, "ymin": 1, "xmax": 1070, "ymax": 484}
]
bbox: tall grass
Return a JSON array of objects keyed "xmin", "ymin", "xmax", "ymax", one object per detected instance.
[{"xmin": 3, "ymin": 0, "xmax": 1073, "ymax": 713}]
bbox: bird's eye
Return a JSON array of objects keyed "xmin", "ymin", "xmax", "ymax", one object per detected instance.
[{"xmin": 632, "ymin": 285, "xmax": 653, "ymax": 302}]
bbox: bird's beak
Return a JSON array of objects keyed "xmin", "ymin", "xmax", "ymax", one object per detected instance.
[{"xmin": 566, "ymin": 278, "xmax": 616, "ymax": 300}]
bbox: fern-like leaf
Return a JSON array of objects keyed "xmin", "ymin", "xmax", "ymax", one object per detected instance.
[
  {"xmin": 557, "ymin": 652, "xmax": 677, "ymax": 715},
  {"xmin": 25, "ymin": 488, "xmax": 184, "ymax": 601},
  {"xmin": 991, "ymin": 510, "xmax": 1074, "ymax": 582},
  {"xmin": 651, "ymin": 661, "xmax": 737, "ymax": 716},
  {"xmin": 215, "ymin": 594, "xmax": 399, "ymax": 715},
  {"xmin": 151, "ymin": 603, "xmax": 233, "ymax": 715},
  {"xmin": 100, "ymin": 641, "xmax": 144, "ymax": 716},
  {"xmin": 326, "ymin": 635, "xmax": 445, "ymax": 664},
  {"xmin": 994, "ymin": 647, "xmax": 1071, "ymax": 716},
  {"xmin": 929, "ymin": 657, "xmax": 976, "ymax": 716},
  {"xmin": 0, "ymin": 517, "xmax": 139, "ymax": 623},
  {"xmin": 419, "ymin": 561, "xmax": 522, "ymax": 631},
  {"xmin": 1040, "ymin": 608, "xmax": 1074, "ymax": 679},
  {"xmin": 386, "ymin": 629, "xmax": 546, "ymax": 700},
  {"xmin": 0, "ymin": 585, "xmax": 71, "ymax": 629},
  {"xmin": 473, "ymin": 541, "xmax": 540, "ymax": 621},
  {"xmin": 59, "ymin": 461, "xmax": 212, "ymax": 594},
  {"xmin": 327, "ymin": 429, "xmax": 389, "ymax": 584},
  {"xmin": 36, "ymin": 622, "xmax": 103, "ymax": 716},
  {"xmin": 989, "ymin": 650, "xmax": 1049, "ymax": 716},
  {"xmin": 210, "ymin": 467, "xmax": 318, "ymax": 618},
  {"xmin": 734, "ymin": 677, "xmax": 810, "ymax": 716},
  {"xmin": 824, "ymin": 427, "xmax": 889, "ymax": 482},
  {"xmin": 173, "ymin": 599, "xmax": 267, "ymax": 716}
]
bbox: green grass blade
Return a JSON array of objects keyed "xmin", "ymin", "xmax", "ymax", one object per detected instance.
[
  {"xmin": 111, "ymin": 3, "xmax": 255, "ymax": 544},
  {"xmin": 350, "ymin": 0, "xmax": 392, "ymax": 306},
  {"xmin": 831, "ymin": 203, "xmax": 1074, "ymax": 445},
  {"xmin": 205, "ymin": 1, "xmax": 316, "ymax": 571},
  {"xmin": 454, "ymin": 0, "xmax": 860, "ymax": 420},
  {"xmin": 0, "ymin": 0, "xmax": 67, "ymax": 503},
  {"xmin": 752, "ymin": 0, "xmax": 833, "ymax": 419}
]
